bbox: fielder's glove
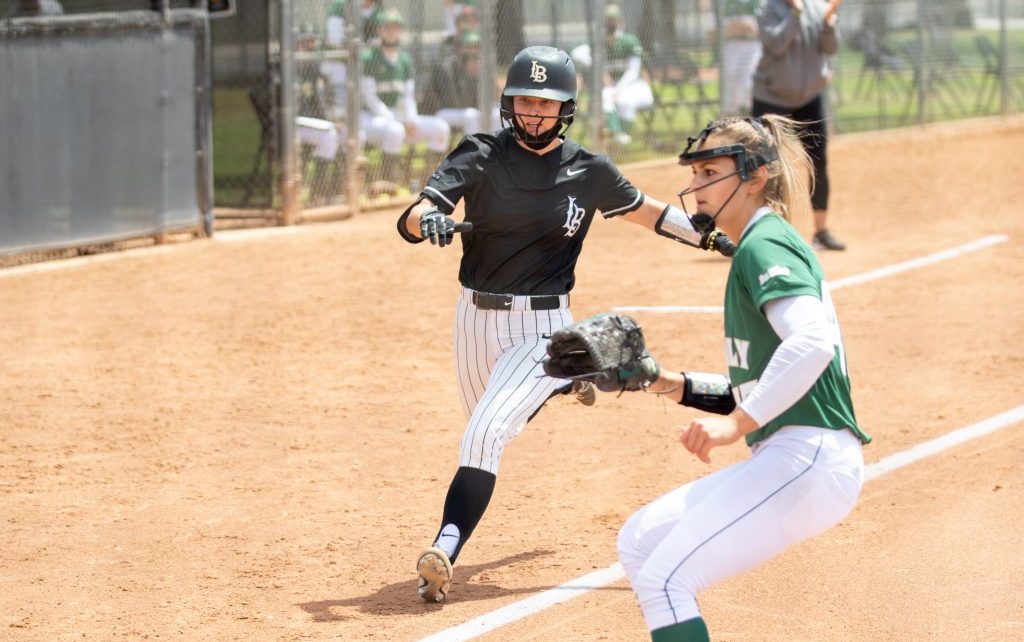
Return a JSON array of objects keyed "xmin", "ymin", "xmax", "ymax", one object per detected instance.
[
  {"xmin": 542, "ymin": 313, "xmax": 660, "ymax": 393},
  {"xmin": 419, "ymin": 209, "xmax": 457, "ymax": 247}
]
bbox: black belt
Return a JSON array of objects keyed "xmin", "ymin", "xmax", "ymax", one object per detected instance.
[{"xmin": 471, "ymin": 291, "xmax": 566, "ymax": 311}]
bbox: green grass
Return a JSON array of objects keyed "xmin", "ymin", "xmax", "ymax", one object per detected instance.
[{"xmin": 212, "ymin": 86, "xmax": 272, "ymax": 208}]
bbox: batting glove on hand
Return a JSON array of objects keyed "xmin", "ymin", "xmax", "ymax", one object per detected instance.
[{"xmin": 419, "ymin": 209, "xmax": 456, "ymax": 247}]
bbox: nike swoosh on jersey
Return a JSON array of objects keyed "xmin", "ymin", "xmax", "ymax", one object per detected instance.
[{"xmin": 566, "ymin": 167, "xmax": 586, "ymax": 176}]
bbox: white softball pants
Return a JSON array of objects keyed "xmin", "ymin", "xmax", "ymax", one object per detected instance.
[
  {"xmin": 360, "ymin": 112, "xmax": 451, "ymax": 154},
  {"xmin": 721, "ymin": 39, "xmax": 762, "ymax": 115},
  {"xmin": 454, "ymin": 288, "xmax": 573, "ymax": 474},
  {"xmin": 618, "ymin": 426, "xmax": 863, "ymax": 632},
  {"xmin": 602, "ymin": 79, "xmax": 654, "ymax": 122},
  {"xmin": 296, "ymin": 116, "xmax": 341, "ymax": 160}
]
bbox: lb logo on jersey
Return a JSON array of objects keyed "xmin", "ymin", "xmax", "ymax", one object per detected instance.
[
  {"xmin": 563, "ymin": 196, "xmax": 586, "ymax": 237},
  {"xmin": 530, "ymin": 60, "xmax": 548, "ymax": 83}
]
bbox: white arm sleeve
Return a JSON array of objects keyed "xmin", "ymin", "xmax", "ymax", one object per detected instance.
[
  {"xmin": 614, "ymin": 56, "xmax": 643, "ymax": 90},
  {"xmin": 738, "ymin": 295, "xmax": 836, "ymax": 427},
  {"xmin": 360, "ymin": 76, "xmax": 394, "ymax": 119}
]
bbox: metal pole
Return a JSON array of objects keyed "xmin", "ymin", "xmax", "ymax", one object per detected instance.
[
  {"xmin": 915, "ymin": 0, "xmax": 926, "ymax": 124},
  {"xmin": 278, "ymin": 0, "xmax": 300, "ymax": 225},
  {"xmin": 999, "ymin": 0, "xmax": 1008, "ymax": 115},
  {"xmin": 478, "ymin": 0, "xmax": 496, "ymax": 133},
  {"xmin": 411, "ymin": 0, "xmax": 424, "ymax": 83},
  {"xmin": 551, "ymin": 0, "xmax": 559, "ymax": 49},
  {"xmin": 195, "ymin": 11, "xmax": 214, "ymax": 236},
  {"xmin": 588, "ymin": 0, "xmax": 607, "ymax": 154},
  {"xmin": 713, "ymin": 0, "xmax": 725, "ymax": 116},
  {"xmin": 345, "ymin": 0, "xmax": 363, "ymax": 214}
]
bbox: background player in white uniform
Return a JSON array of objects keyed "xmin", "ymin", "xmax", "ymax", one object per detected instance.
[
  {"xmin": 360, "ymin": 9, "xmax": 451, "ymax": 182},
  {"xmin": 571, "ymin": 4, "xmax": 654, "ymax": 146},
  {"xmin": 614, "ymin": 115, "xmax": 871, "ymax": 641},
  {"xmin": 397, "ymin": 46, "xmax": 734, "ymax": 603}
]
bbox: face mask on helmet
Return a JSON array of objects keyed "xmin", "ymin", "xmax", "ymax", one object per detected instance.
[
  {"xmin": 676, "ymin": 119, "xmax": 778, "ymax": 233},
  {"xmin": 500, "ymin": 46, "xmax": 578, "ymax": 149}
]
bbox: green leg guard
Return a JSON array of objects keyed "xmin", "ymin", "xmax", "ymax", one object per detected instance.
[{"xmin": 650, "ymin": 617, "xmax": 710, "ymax": 642}]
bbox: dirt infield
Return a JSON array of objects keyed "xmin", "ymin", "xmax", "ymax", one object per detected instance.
[{"xmin": 3, "ymin": 117, "xmax": 1023, "ymax": 642}]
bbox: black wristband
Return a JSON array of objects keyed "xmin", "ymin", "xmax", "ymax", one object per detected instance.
[{"xmin": 679, "ymin": 371, "xmax": 737, "ymax": 415}]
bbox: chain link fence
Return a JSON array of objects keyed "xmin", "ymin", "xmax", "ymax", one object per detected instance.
[
  {"xmin": 269, "ymin": 0, "xmax": 1021, "ymax": 223},
  {"xmin": 3, "ymin": 1, "xmax": 1021, "ymax": 229}
]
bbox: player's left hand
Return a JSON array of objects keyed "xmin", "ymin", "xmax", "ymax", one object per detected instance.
[
  {"xmin": 419, "ymin": 209, "xmax": 456, "ymax": 247},
  {"xmin": 681, "ymin": 415, "xmax": 743, "ymax": 463}
]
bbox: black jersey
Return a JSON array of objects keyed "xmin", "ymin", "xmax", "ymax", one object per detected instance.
[{"xmin": 417, "ymin": 130, "xmax": 644, "ymax": 295}]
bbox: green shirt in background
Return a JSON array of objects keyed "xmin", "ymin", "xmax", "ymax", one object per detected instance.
[
  {"xmin": 606, "ymin": 32, "xmax": 643, "ymax": 82},
  {"xmin": 361, "ymin": 47, "xmax": 415, "ymax": 108}
]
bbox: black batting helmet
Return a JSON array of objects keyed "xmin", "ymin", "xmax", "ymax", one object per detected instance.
[{"xmin": 500, "ymin": 46, "xmax": 577, "ymax": 149}]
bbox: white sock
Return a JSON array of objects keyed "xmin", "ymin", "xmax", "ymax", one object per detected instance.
[{"xmin": 435, "ymin": 523, "xmax": 460, "ymax": 559}]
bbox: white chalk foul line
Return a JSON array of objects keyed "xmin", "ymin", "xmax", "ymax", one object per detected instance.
[
  {"xmin": 416, "ymin": 402, "xmax": 1024, "ymax": 642},
  {"xmin": 612, "ymin": 234, "xmax": 1009, "ymax": 314},
  {"xmin": 416, "ymin": 564, "xmax": 626, "ymax": 642}
]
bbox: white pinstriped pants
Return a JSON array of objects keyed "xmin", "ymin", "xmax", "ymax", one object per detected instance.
[
  {"xmin": 617, "ymin": 426, "xmax": 864, "ymax": 632},
  {"xmin": 454, "ymin": 288, "xmax": 573, "ymax": 474}
]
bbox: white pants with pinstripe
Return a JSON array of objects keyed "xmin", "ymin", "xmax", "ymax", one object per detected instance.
[
  {"xmin": 454, "ymin": 287, "xmax": 573, "ymax": 474},
  {"xmin": 617, "ymin": 426, "xmax": 864, "ymax": 632}
]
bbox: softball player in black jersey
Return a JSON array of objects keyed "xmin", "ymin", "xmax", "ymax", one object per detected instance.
[{"xmin": 397, "ymin": 46, "xmax": 732, "ymax": 603}]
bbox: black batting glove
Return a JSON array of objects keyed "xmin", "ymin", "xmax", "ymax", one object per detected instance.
[{"xmin": 419, "ymin": 209, "xmax": 456, "ymax": 247}]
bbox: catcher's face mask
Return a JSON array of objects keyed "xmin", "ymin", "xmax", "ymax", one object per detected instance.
[{"xmin": 676, "ymin": 119, "xmax": 778, "ymax": 233}]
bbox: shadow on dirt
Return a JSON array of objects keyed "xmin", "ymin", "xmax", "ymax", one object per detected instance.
[{"xmin": 297, "ymin": 548, "xmax": 629, "ymax": 621}]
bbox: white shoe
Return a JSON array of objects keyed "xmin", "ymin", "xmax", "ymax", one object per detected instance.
[{"xmin": 416, "ymin": 547, "xmax": 453, "ymax": 602}]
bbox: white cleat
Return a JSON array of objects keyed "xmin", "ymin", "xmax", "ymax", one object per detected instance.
[{"xmin": 416, "ymin": 547, "xmax": 453, "ymax": 603}]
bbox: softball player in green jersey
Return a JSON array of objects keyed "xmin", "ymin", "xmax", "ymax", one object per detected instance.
[
  {"xmin": 359, "ymin": 10, "xmax": 451, "ymax": 182},
  {"xmin": 570, "ymin": 4, "xmax": 653, "ymax": 145},
  {"xmin": 616, "ymin": 115, "xmax": 871, "ymax": 642}
]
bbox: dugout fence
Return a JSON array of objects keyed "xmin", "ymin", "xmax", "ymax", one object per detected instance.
[
  {"xmin": 2, "ymin": 1, "xmax": 1022, "ymax": 254},
  {"xmin": 0, "ymin": 7, "xmax": 213, "ymax": 257},
  {"xmin": 271, "ymin": 0, "xmax": 1024, "ymax": 224}
]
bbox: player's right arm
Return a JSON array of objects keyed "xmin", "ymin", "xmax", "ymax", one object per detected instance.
[
  {"xmin": 402, "ymin": 199, "xmax": 442, "ymax": 239},
  {"xmin": 396, "ymin": 135, "xmax": 484, "ymax": 246}
]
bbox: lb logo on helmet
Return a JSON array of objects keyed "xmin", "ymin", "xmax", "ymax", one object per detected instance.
[{"xmin": 529, "ymin": 61, "xmax": 548, "ymax": 83}]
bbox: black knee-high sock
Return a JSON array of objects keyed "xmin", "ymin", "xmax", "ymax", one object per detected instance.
[{"xmin": 433, "ymin": 466, "xmax": 496, "ymax": 564}]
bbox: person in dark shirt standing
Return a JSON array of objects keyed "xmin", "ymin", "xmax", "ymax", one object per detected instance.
[
  {"xmin": 397, "ymin": 45, "xmax": 735, "ymax": 603},
  {"xmin": 753, "ymin": 0, "xmax": 846, "ymax": 250}
]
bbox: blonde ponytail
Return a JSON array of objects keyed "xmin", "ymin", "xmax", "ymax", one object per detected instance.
[{"xmin": 759, "ymin": 114, "xmax": 813, "ymax": 223}]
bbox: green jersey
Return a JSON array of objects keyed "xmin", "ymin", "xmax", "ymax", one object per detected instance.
[
  {"xmin": 327, "ymin": 0, "xmax": 384, "ymax": 42},
  {"xmin": 724, "ymin": 0, "xmax": 761, "ymax": 17},
  {"xmin": 361, "ymin": 47, "xmax": 415, "ymax": 108},
  {"xmin": 724, "ymin": 213, "xmax": 870, "ymax": 447},
  {"xmin": 606, "ymin": 32, "xmax": 643, "ymax": 82}
]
